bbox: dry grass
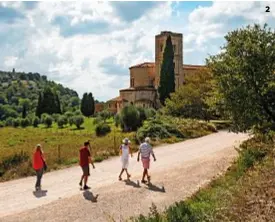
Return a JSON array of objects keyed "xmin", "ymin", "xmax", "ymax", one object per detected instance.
[{"xmin": 0, "ymin": 126, "xmax": 137, "ymax": 181}]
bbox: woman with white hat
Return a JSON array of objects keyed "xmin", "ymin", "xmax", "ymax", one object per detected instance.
[{"xmin": 118, "ymin": 138, "xmax": 133, "ymax": 181}]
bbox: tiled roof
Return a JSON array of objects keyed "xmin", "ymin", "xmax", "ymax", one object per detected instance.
[
  {"xmin": 129, "ymin": 62, "xmax": 205, "ymax": 70},
  {"xmin": 129, "ymin": 62, "xmax": 155, "ymax": 69},
  {"xmin": 108, "ymin": 96, "xmax": 121, "ymax": 102},
  {"xmin": 182, "ymin": 64, "xmax": 205, "ymax": 69}
]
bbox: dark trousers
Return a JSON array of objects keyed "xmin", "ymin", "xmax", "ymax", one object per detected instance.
[{"xmin": 35, "ymin": 168, "xmax": 44, "ymax": 188}]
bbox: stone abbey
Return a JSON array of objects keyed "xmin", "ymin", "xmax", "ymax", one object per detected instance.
[{"xmin": 97, "ymin": 31, "xmax": 205, "ymax": 114}]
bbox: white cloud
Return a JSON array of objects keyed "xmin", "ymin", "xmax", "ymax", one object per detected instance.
[
  {"xmin": 0, "ymin": 1, "xmax": 274, "ymax": 101},
  {"xmin": 4, "ymin": 56, "xmax": 18, "ymax": 67}
]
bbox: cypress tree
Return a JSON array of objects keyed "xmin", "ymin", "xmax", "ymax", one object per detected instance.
[
  {"xmin": 81, "ymin": 93, "xmax": 88, "ymax": 116},
  {"xmin": 36, "ymin": 87, "xmax": 62, "ymax": 116},
  {"xmin": 81, "ymin": 92, "xmax": 95, "ymax": 117},
  {"xmin": 158, "ymin": 35, "xmax": 175, "ymax": 105}
]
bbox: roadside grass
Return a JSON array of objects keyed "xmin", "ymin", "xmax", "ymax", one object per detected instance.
[
  {"xmin": 0, "ymin": 117, "xmax": 216, "ymax": 182},
  {"xmin": 132, "ymin": 132, "xmax": 274, "ymax": 222}
]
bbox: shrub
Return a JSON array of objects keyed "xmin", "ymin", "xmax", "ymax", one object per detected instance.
[
  {"xmin": 69, "ymin": 116, "xmax": 74, "ymax": 126},
  {"xmin": 146, "ymin": 108, "xmax": 157, "ymax": 119},
  {"xmin": 0, "ymin": 121, "xmax": 4, "ymax": 128},
  {"xmin": 74, "ymin": 110, "xmax": 82, "ymax": 116},
  {"xmin": 43, "ymin": 115, "xmax": 53, "ymax": 128},
  {"xmin": 65, "ymin": 111, "xmax": 74, "ymax": 119},
  {"xmin": 12, "ymin": 118, "xmax": 20, "ymax": 128},
  {"xmin": 114, "ymin": 114, "xmax": 121, "ymax": 127},
  {"xmin": 32, "ymin": 117, "xmax": 40, "ymax": 127},
  {"xmin": 57, "ymin": 115, "xmax": 67, "ymax": 128},
  {"xmin": 96, "ymin": 123, "xmax": 111, "ymax": 136},
  {"xmin": 93, "ymin": 116, "xmax": 103, "ymax": 125},
  {"xmin": 20, "ymin": 118, "xmax": 30, "ymax": 128},
  {"xmin": 52, "ymin": 113, "xmax": 61, "ymax": 122},
  {"xmin": 120, "ymin": 105, "xmax": 140, "ymax": 131},
  {"xmin": 98, "ymin": 110, "xmax": 112, "ymax": 123},
  {"xmin": 5, "ymin": 117, "xmax": 13, "ymax": 126},
  {"xmin": 73, "ymin": 115, "xmax": 84, "ymax": 129}
]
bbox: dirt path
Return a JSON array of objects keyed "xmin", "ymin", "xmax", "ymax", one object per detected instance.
[{"xmin": 0, "ymin": 131, "xmax": 249, "ymax": 222}]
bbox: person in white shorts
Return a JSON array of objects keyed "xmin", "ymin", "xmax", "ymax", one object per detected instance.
[{"xmin": 118, "ymin": 138, "xmax": 133, "ymax": 181}]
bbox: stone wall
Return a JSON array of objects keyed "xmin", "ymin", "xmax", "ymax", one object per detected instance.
[{"xmin": 130, "ymin": 65, "xmax": 155, "ymax": 88}]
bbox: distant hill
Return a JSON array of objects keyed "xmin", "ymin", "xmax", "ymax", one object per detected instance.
[{"xmin": 0, "ymin": 69, "xmax": 80, "ymax": 121}]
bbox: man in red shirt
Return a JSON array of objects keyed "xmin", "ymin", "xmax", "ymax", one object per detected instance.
[{"xmin": 79, "ymin": 141, "xmax": 95, "ymax": 190}]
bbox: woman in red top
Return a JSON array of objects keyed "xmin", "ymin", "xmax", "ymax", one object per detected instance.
[{"xmin": 33, "ymin": 144, "xmax": 46, "ymax": 191}]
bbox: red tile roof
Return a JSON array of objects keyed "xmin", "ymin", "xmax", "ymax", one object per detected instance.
[
  {"xmin": 129, "ymin": 62, "xmax": 205, "ymax": 70},
  {"xmin": 129, "ymin": 62, "xmax": 155, "ymax": 69},
  {"xmin": 182, "ymin": 64, "xmax": 205, "ymax": 69}
]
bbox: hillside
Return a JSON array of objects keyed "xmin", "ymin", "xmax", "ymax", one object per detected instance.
[{"xmin": 0, "ymin": 70, "xmax": 79, "ymax": 121}]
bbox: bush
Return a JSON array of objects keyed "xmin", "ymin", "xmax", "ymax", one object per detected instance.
[
  {"xmin": 32, "ymin": 117, "xmax": 40, "ymax": 127},
  {"xmin": 65, "ymin": 111, "xmax": 74, "ymax": 119},
  {"xmin": 93, "ymin": 116, "xmax": 103, "ymax": 125},
  {"xmin": 96, "ymin": 123, "xmax": 111, "ymax": 136},
  {"xmin": 12, "ymin": 118, "xmax": 20, "ymax": 128},
  {"xmin": 57, "ymin": 116, "xmax": 67, "ymax": 128},
  {"xmin": 69, "ymin": 116, "xmax": 74, "ymax": 126},
  {"xmin": 146, "ymin": 108, "xmax": 157, "ymax": 119},
  {"xmin": 73, "ymin": 115, "xmax": 84, "ymax": 129},
  {"xmin": 120, "ymin": 105, "xmax": 140, "ymax": 131},
  {"xmin": 114, "ymin": 114, "xmax": 121, "ymax": 127},
  {"xmin": 0, "ymin": 121, "xmax": 4, "ymax": 128},
  {"xmin": 98, "ymin": 110, "xmax": 112, "ymax": 123},
  {"xmin": 52, "ymin": 113, "xmax": 61, "ymax": 122},
  {"xmin": 136, "ymin": 118, "xmax": 182, "ymax": 141},
  {"xmin": 20, "ymin": 118, "xmax": 30, "ymax": 128},
  {"xmin": 42, "ymin": 114, "xmax": 53, "ymax": 128},
  {"xmin": 5, "ymin": 117, "xmax": 13, "ymax": 126},
  {"xmin": 74, "ymin": 110, "xmax": 82, "ymax": 116}
]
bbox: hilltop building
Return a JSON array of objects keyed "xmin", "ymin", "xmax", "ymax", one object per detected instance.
[{"xmin": 96, "ymin": 31, "xmax": 205, "ymax": 114}]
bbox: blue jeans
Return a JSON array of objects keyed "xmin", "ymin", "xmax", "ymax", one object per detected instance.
[{"xmin": 35, "ymin": 168, "xmax": 44, "ymax": 188}]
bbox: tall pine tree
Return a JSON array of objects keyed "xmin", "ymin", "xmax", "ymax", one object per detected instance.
[
  {"xmin": 81, "ymin": 92, "xmax": 95, "ymax": 117},
  {"xmin": 158, "ymin": 35, "xmax": 175, "ymax": 105}
]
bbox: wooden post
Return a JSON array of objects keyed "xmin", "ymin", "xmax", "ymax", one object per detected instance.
[{"xmin": 58, "ymin": 145, "xmax": 61, "ymax": 163}]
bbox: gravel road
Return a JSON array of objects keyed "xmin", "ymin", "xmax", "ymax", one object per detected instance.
[{"xmin": 0, "ymin": 131, "xmax": 249, "ymax": 222}]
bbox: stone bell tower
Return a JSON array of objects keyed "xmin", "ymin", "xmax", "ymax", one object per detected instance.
[{"xmin": 155, "ymin": 31, "xmax": 183, "ymax": 89}]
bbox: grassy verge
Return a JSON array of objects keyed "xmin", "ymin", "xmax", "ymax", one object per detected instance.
[
  {"xmin": 0, "ymin": 117, "xmax": 216, "ymax": 182},
  {"xmin": 132, "ymin": 132, "xmax": 274, "ymax": 222}
]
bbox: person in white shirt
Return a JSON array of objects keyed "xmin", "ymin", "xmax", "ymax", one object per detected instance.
[
  {"xmin": 137, "ymin": 137, "xmax": 156, "ymax": 183},
  {"xmin": 118, "ymin": 138, "xmax": 133, "ymax": 181}
]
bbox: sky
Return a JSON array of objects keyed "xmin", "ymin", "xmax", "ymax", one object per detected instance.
[{"xmin": 0, "ymin": 1, "xmax": 274, "ymax": 101}]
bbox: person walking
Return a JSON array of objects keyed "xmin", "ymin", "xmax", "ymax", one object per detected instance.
[
  {"xmin": 137, "ymin": 137, "xmax": 156, "ymax": 184},
  {"xmin": 32, "ymin": 144, "xmax": 46, "ymax": 191},
  {"xmin": 79, "ymin": 141, "xmax": 95, "ymax": 190},
  {"xmin": 118, "ymin": 138, "xmax": 133, "ymax": 181}
]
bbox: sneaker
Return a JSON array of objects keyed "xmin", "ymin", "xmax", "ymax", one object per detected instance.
[{"xmin": 83, "ymin": 185, "xmax": 90, "ymax": 190}]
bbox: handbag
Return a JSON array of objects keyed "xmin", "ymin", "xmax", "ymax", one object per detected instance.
[{"xmin": 43, "ymin": 159, "xmax": 47, "ymax": 171}]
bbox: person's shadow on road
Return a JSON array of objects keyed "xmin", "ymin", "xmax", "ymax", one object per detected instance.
[
  {"xmin": 83, "ymin": 190, "xmax": 99, "ymax": 202},
  {"xmin": 124, "ymin": 179, "xmax": 141, "ymax": 188},
  {"xmin": 146, "ymin": 183, "xmax": 165, "ymax": 193},
  {"xmin": 33, "ymin": 190, "xmax": 48, "ymax": 198}
]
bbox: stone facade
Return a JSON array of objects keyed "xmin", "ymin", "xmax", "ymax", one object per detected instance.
[{"xmin": 106, "ymin": 31, "xmax": 205, "ymax": 113}]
